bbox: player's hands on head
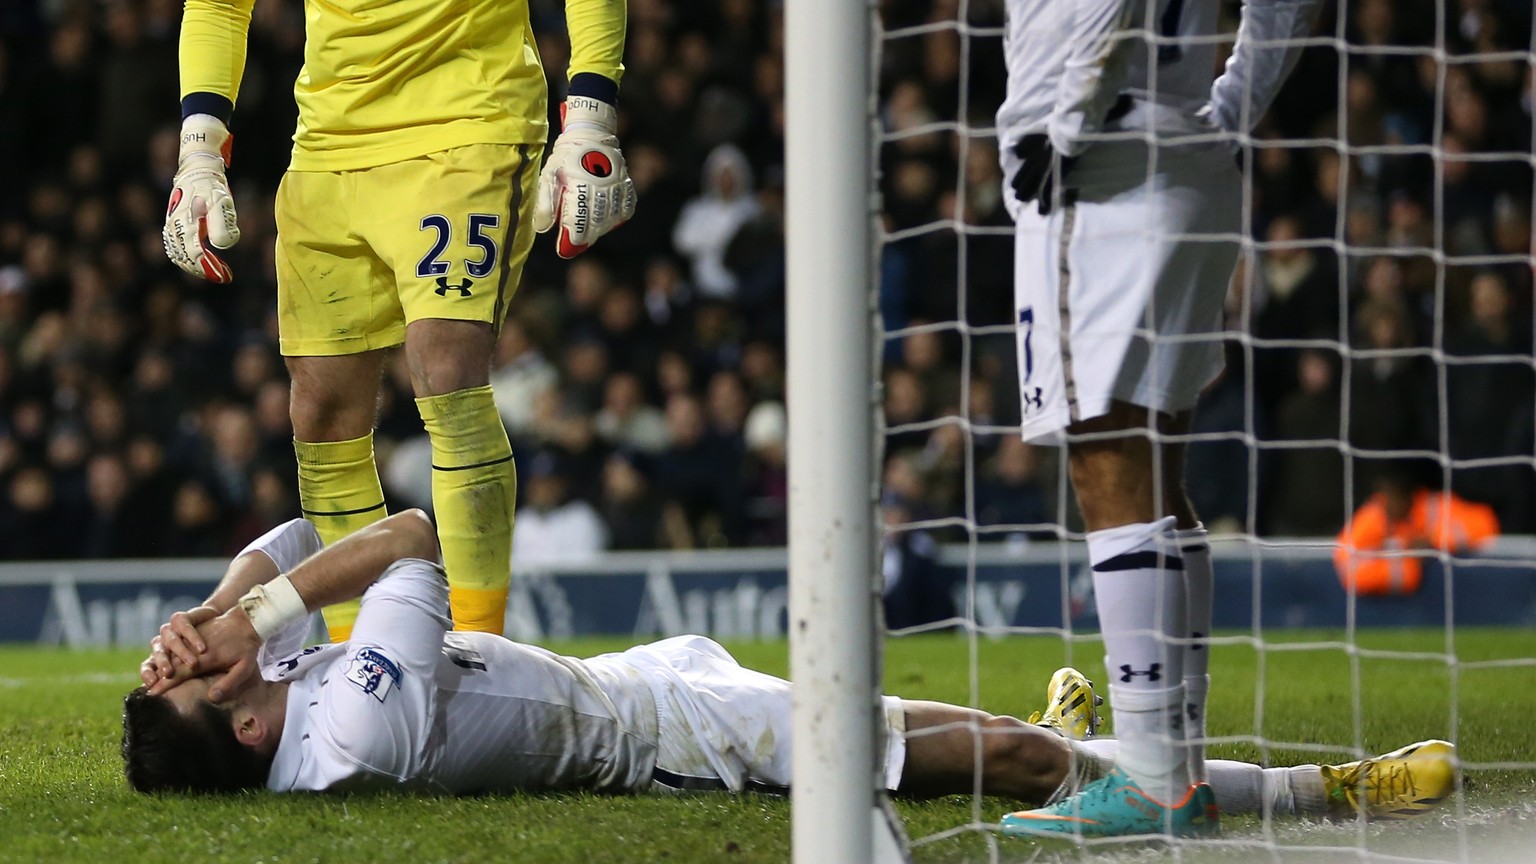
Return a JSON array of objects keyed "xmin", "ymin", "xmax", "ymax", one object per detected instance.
[
  {"xmin": 533, "ymin": 95, "xmax": 637, "ymax": 258},
  {"xmin": 141, "ymin": 605, "xmax": 262, "ymax": 701},
  {"xmin": 140, "ymin": 605, "xmax": 219, "ymax": 693},
  {"xmin": 162, "ymin": 114, "xmax": 240, "ymax": 283},
  {"xmin": 193, "ymin": 606, "xmax": 265, "ymax": 703}
]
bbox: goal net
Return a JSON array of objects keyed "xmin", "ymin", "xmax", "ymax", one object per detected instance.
[{"xmin": 835, "ymin": 0, "xmax": 1536, "ymax": 861}]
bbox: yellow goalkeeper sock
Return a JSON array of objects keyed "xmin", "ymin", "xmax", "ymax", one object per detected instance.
[
  {"xmin": 416, "ymin": 385, "xmax": 516, "ymax": 634},
  {"xmin": 294, "ymin": 433, "xmax": 387, "ymax": 642}
]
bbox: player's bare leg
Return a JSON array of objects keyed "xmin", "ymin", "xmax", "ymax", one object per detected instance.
[
  {"xmin": 897, "ymin": 701, "xmax": 1075, "ymax": 801},
  {"xmin": 287, "ymin": 351, "xmax": 390, "ymax": 641},
  {"xmin": 898, "ymin": 695, "xmax": 1349, "ymax": 815},
  {"xmin": 403, "ymin": 317, "xmax": 517, "ymax": 634},
  {"xmin": 1065, "ymin": 403, "xmax": 1195, "ymax": 530}
]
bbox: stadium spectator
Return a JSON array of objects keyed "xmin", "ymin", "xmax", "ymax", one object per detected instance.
[
  {"xmin": 739, "ymin": 340, "xmax": 785, "ymax": 403},
  {"xmin": 705, "ymin": 369, "xmax": 751, "ymax": 441},
  {"xmin": 599, "ymin": 449, "xmax": 677, "ymax": 551},
  {"xmin": 489, "ymin": 318, "xmax": 558, "ymax": 442},
  {"xmin": 594, "ymin": 371, "xmax": 670, "ymax": 454},
  {"xmin": 901, "ymin": 323, "xmax": 962, "ymax": 421},
  {"xmin": 1346, "ymin": 300, "xmax": 1438, "ymax": 494},
  {"xmin": 881, "ymin": 494, "xmax": 955, "ymax": 631},
  {"xmin": 974, "ymin": 436, "xmax": 1050, "ymax": 542},
  {"xmin": 1250, "ymin": 215, "xmax": 1340, "ymax": 415},
  {"xmin": 165, "ymin": 478, "xmax": 227, "ymax": 557},
  {"xmin": 1444, "ymin": 272, "xmax": 1536, "ymax": 531},
  {"xmin": 512, "ymin": 451, "xmax": 608, "ymax": 564},
  {"xmin": 596, "ymin": 285, "xmax": 659, "ymax": 376},
  {"xmin": 1335, "ymin": 465, "xmax": 1500, "ymax": 596},
  {"xmin": 672, "ymin": 144, "xmax": 762, "ymax": 300},
  {"xmin": 1268, "ymin": 349, "xmax": 1346, "ymax": 536},
  {"xmin": 1184, "ymin": 344, "xmax": 1256, "ymax": 535},
  {"xmin": 559, "ymin": 335, "xmax": 611, "ymax": 416},
  {"xmin": 204, "ymin": 404, "xmax": 260, "ymax": 511},
  {"xmin": 662, "ymin": 390, "xmax": 748, "ymax": 547},
  {"xmin": 639, "ymin": 255, "xmax": 696, "ymax": 346},
  {"xmin": 0, "ymin": 463, "xmax": 67, "ymax": 558},
  {"xmin": 80, "ymin": 452, "xmax": 131, "ymax": 557},
  {"xmin": 884, "ymin": 366, "xmax": 931, "ymax": 455},
  {"xmin": 742, "ymin": 400, "xmax": 787, "ymax": 546},
  {"xmin": 722, "ymin": 168, "xmax": 786, "ymax": 341}
]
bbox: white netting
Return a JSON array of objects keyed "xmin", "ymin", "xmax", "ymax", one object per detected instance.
[{"xmin": 872, "ymin": 1, "xmax": 1536, "ymax": 861}]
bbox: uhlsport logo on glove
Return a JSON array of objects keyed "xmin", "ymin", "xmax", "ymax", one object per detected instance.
[{"xmin": 572, "ymin": 184, "xmax": 590, "ymax": 236}]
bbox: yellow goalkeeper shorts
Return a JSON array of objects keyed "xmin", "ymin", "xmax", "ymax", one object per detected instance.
[{"xmin": 274, "ymin": 142, "xmax": 543, "ymax": 356}]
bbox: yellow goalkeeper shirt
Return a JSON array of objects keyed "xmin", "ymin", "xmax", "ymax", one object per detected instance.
[{"xmin": 179, "ymin": 0, "xmax": 626, "ymax": 172}]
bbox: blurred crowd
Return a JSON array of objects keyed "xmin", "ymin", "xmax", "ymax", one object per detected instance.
[{"xmin": 0, "ymin": 0, "xmax": 1531, "ymax": 561}]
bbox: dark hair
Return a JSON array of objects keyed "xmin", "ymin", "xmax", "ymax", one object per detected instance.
[{"xmin": 121, "ymin": 686, "xmax": 270, "ymax": 793}]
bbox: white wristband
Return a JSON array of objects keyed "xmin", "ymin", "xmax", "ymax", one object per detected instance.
[{"xmin": 237, "ymin": 575, "xmax": 308, "ymax": 642}]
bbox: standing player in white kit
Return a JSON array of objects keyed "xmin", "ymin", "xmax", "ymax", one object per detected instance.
[{"xmin": 995, "ymin": 0, "xmax": 1322, "ymax": 838}]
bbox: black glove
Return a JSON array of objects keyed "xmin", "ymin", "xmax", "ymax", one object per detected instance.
[
  {"xmin": 1013, "ymin": 97, "xmax": 1135, "ymax": 215},
  {"xmin": 1011, "ymin": 133, "xmax": 1076, "ymax": 216}
]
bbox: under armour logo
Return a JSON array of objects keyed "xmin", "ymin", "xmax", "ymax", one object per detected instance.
[
  {"xmin": 1119, "ymin": 663, "xmax": 1162, "ymax": 682},
  {"xmin": 1191, "ymin": 631, "xmax": 1205, "ymax": 651},
  {"xmin": 1187, "ymin": 703, "xmax": 1201, "ymax": 722},
  {"xmin": 434, "ymin": 277, "xmax": 474, "ymax": 297},
  {"xmin": 1023, "ymin": 386, "xmax": 1044, "ymax": 411}
]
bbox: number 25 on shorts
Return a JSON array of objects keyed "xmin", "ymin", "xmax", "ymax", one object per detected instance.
[{"xmin": 416, "ymin": 214, "xmax": 501, "ymax": 296}]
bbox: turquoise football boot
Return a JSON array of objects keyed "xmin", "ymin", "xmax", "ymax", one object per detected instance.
[{"xmin": 1000, "ymin": 766, "xmax": 1220, "ymax": 839}]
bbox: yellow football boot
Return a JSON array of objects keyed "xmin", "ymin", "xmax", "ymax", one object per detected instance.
[
  {"xmin": 1027, "ymin": 667, "xmax": 1103, "ymax": 740},
  {"xmin": 1322, "ymin": 739, "xmax": 1456, "ymax": 819}
]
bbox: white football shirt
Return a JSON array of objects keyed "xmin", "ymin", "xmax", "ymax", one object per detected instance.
[
  {"xmin": 996, "ymin": 0, "xmax": 1322, "ymax": 157},
  {"xmin": 256, "ymin": 558, "xmax": 658, "ymax": 794}
]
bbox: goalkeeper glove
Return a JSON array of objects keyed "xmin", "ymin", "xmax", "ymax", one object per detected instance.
[
  {"xmin": 163, "ymin": 114, "xmax": 240, "ymax": 283},
  {"xmin": 533, "ymin": 95, "xmax": 637, "ymax": 258}
]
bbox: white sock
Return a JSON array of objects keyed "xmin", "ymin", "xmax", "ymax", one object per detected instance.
[
  {"xmin": 1088, "ymin": 517, "xmax": 1189, "ymax": 801},
  {"xmin": 1203, "ymin": 759, "xmax": 1262, "ymax": 814},
  {"xmin": 1278, "ymin": 765, "xmax": 1329, "ymax": 814},
  {"xmin": 1225, "ymin": 763, "xmax": 1326, "ymax": 816},
  {"xmin": 1082, "ymin": 743, "xmax": 1328, "ymax": 817},
  {"xmin": 1177, "ymin": 526, "xmax": 1213, "ymax": 782}
]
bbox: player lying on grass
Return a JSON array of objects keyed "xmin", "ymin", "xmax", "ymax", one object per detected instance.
[{"xmin": 124, "ymin": 512, "xmax": 1453, "ymax": 827}]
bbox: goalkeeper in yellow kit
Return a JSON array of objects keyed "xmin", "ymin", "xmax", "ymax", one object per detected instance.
[{"xmin": 161, "ymin": 0, "xmax": 635, "ymax": 640}]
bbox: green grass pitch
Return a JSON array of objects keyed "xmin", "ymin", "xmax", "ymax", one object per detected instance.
[{"xmin": 2, "ymin": 630, "xmax": 1534, "ymax": 863}]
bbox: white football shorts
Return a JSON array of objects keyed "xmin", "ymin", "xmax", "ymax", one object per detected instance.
[
  {"xmin": 612, "ymin": 635, "xmax": 907, "ymax": 793},
  {"xmin": 1008, "ymin": 140, "xmax": 1241, "ymax": 443}
]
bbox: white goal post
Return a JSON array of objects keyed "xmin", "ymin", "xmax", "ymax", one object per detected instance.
[{"xmin": 785, "ymin": 0, "xmax": 907, "ymax": 861}]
